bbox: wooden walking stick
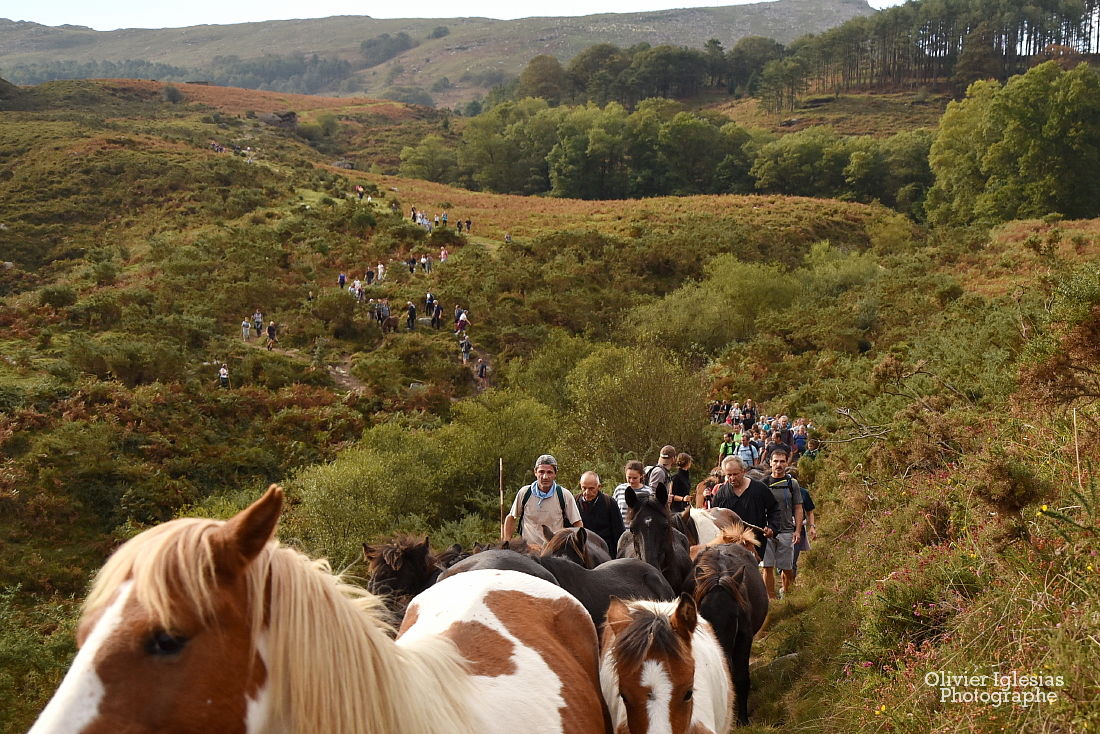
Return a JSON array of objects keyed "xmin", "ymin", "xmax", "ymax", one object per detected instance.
[{"xmin": 499, "ymin": 458, "xmax": 505, "ymax": 538}]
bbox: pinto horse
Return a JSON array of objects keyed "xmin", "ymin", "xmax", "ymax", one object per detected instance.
[
  {"xmin": 600, "ymin": 594, "xmax": 733, "ymax": 734},
  {"xmin": 541, "ymin": 525, "xmax": 613, "ymax": 569},
  {"xmin": 617, "ymin": 484, "xmax": 694, "ymax": 593},
  {"xmin": 30, "ymin": 486, "xmax": 611, "ymax": 734},
  {"xmin": 692, "ymin": 544, "xmax": 769, "ymax": 725}
]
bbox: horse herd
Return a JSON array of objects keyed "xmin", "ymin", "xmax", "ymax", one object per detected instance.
[{"xmin": 29, "ymin": 484, "xmax": 769, "ymax": 734}]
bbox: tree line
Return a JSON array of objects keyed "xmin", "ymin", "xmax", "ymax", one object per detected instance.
[
  {"xmin": 401, "ymin": 97, "xmax": 933, "ymax": 214},
  {"xmin": 406, "ymin": 60, "xmax": 1100, "ymax": 225}
]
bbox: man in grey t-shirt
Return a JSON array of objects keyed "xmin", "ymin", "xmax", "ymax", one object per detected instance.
[
  {"xmin": 645, "ymin": 445, "xmax": 677, "ymax": 504},
  {"xmin": 761, "ymin": 448, "xmax": 803, "ymax": 600}
]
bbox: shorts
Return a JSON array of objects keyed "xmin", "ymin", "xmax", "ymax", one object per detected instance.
[{"xmin": 762, "ymin": 531, "xmax": 794, "ymax": 570}]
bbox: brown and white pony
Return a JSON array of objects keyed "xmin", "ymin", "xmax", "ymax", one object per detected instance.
[
  {"xmin": 600, "ymin": 595, "xmax": 732, "ymax": 734},
  {"xmin": 30, "ymin": 486, "xmax": 611, "ymax": 734}
]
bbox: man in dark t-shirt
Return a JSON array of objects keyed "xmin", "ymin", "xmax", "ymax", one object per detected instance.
[{"xmin": 711, "ymin": 455, "xmax": 779, "ymax": 558}]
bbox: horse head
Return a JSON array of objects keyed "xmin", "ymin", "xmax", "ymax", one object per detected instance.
[
  {"xmin": 540, "ymin": 526, "xmax": 594, "ymax": 568},
  {"xmin": 30, "ymin": 485, "xmax": 284, "ymax": 734},
  {"xmin": 626, "ymin": 484, "xmax": 673, "ymax": 570},
  {"xmin": 601, "ymin": 594, "xmax": 703, "ymax": 734},
  {"xmin": 364, "ymin": 535, "xmax": 437, "ymax": 612}
]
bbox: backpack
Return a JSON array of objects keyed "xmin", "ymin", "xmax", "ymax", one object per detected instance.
[
  {"xmin": 516, "ymin": 485, "xmax": 567, "ymax": 530},
  {"xmin": 643, "ymin": 465, "xmax": 668, "ymax": 493}
]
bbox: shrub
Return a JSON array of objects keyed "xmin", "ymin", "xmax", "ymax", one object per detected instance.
[{"xmin": 38, "ymin": 285, "xmax": 76, "ymax": 309}]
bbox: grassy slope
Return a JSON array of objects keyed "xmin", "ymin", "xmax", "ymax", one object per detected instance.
[
  {"xmin": 3, "ymin": 80, "xmax": 1098, "ymax": 734},
  {"xmin": 0, "ymin": 0, "xmax": 875, "ymax": 105}
]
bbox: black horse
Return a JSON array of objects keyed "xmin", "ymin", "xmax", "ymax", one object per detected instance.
[
  {"xmin": 616, "ymin": 484, "xmax": 694, "ymax": 593},
  {"xmin": 436, "ymin": 549, "xmax": 559, "ymax": 586},
  {"xmin": 363, "ymin": 536, "xmax": 470, "ymax": 623},
  {"xmin": 692, "ymin": 544, "xmax": 769, "ymax": 725},
  {"xmin": 439, "ymin": 549, "xmax": 674, "ymax": 628},
  {"xmin": 536, "ymin": 556, "xmax": 675, "ymax": 628},
  {"xmin": 540, "ymin": 526, "xmax": 612, "ymax": 569}
]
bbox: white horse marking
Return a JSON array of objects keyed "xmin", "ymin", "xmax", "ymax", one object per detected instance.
[
  {"xmin": 641, "ymin": 659, "xmax": 675, "ymax": 734},
  {"xmin": 29, "ymin": 582, "xmax": 134, "ymax": 734}
]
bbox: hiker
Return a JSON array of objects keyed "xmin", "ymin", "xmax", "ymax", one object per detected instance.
[
  {"xmin": 356, "ymin": 184, "xmax": 365, "ymax": 201},
  {"xmin": 475, "ymin": 358, "xmax": 489, "ymax": 386},
  {"xmin": 504, "ymin": 232, "xmax": 512, "ymax": 243},
  {"xmin": 612, "ymin": 460, "xmax": 652, "ymax": 523},
  {"xmin": 502, "ymin": 454, "xmax": 582, "ymax": 545},
  {"xmin": 760, "ymin": 448, "xmax": 803, "ymax": 600},
  {"xmin": 252, "ymin": 309, "xmax": 264, "ymax": 337},
  {"xmin": 740, "ymin": 398, "xmax": 758, "ymax": 431},
  {"xmin": 459, "ymin": 335, "xmax": 472, "ymax": 364},
  {"xmin": 420, "ymin": 254, "xmax": 429, "ymax": 272},
  {"xmin": 431, "ymin": 301, "xmax": 444, "ymax": 329},
  {"xmin": 575, "ymin": 471, "xmax": 625, "ymax": 553},
  {"xmin": 717, "ymin": 432, "xmax": 738, "ymax": 466},
  {"xmin": 465, "ymin": 218, "xmax": 472, "ymax": 233},
  {"xmin": 440, "ymin": 246, "xmax": 449, "ymax": 262},
  {"xmin": 338, "ymin": 272, "xmax": 346, "ymax": 289},
  {"xmin": 792, "ymin": 484, "xmax": 817, "ymax": 581},
  {"xmin": 241, "ymin": 318, "xmax": 251, "ymax": 341},
  {"xmin": 405, "ymin": 301, "xmax": 417, "ymax": 331},
  {"xmin": 711, "ymin": 455, "xmax": 779, "ymax": 560},
  {"xmin": 735, "ymin": 430, "xmax": 762, "ymax": 470},
  {"xmin": 218, "ymin": 363, "xmax": 229, "ymax": 388},
  {"xmin": 376, "ymin": 263, "xmax": 385, "ymax": 282},
  {"xmin": 644, "ymin": 446, "xmax": 676, "ymax": 498},
  {"xmin": 266, "ymin": 321, "xmax": 278, "ymax": 350},
  {"xmin": 670, "ymin": 453, "xmax": 694, "ymax": 513},
  {"xmin": 456, "ymin": 310, "xmax": 470, "ymax": 333}
]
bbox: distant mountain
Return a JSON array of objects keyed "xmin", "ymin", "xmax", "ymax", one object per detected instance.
[{"xmin": 0, "ymin": 0, "xmax": 874, "ymax": 106}]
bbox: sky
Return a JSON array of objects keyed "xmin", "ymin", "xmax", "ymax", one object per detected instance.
[{"xmin": 5, "ymin": 0, "xmax": 903, "ymax": 32}]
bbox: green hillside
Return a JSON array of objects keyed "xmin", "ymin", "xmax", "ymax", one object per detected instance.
[
  {"xmin": 0, "ymin": 0, "xmax": 874, "ymax": 105},
  {"xmin": 1, "ymin": 72, "xmax": 1097, "ymax": 734}
]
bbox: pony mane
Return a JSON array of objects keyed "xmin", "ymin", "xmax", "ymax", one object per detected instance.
[
  {"xmin": 540, "ymin": 529, "xmax": 577, "ymax": 557},
  {"xmin": 707, "ymin": 523, "xmax": 760, "ymax": 549},
  {"xmin": 693, "ymin": 549, "xmax": 749, "ymax": 612},
  {"xmin": 610, "ymin": 600, "xmax": 689, "ymax": 668},
  {"xmin": 85, "ymin": 517, "xmax": 477, "ymax": 734},
  {"xmin": 367, "ymin": 534, "xmax": 430, "ymax": 574}
]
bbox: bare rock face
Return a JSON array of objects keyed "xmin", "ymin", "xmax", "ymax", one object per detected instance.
[{"xmin": 258, "ymin": 110, "xmax": 298, "ymax": 129}]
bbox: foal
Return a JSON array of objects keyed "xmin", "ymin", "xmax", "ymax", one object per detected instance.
[{"xmin": 600, "ymin": 594, "xmax": 732, "ymax": 734}]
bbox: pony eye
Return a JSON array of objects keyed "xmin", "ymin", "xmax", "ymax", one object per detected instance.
[
  {"xmin": 145, "ymin": 630, "xmax": 188, "ymax": 656},
  {"xmin": 683, "ymin": 689, "xmax": 694, "ymax": 702}
]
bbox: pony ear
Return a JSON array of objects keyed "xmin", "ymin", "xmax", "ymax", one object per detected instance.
[
  {"xmin": 604, "ymin": 596, "xmax": 633, "ymax": 638},
  {"xmin": 542, "ymin": 524, "xmax": 556, "ymax": 541},
  {"xmin": 213, "ymin": 484, "xmax": 283, "ymax": 578},
  {"xmin": 362, "ymin": 543, "xmax": 375, "ymax": 561},
  {"xmin": 656, "ymin": 482, "xmax": 669, "ymax": 507},
  {"xmin": 421, "ymin": 536, "xmax": 431, "ymax": 550},
  {"xmin": 671, "ymin": 593, "xmax": 698, "ymax": 640},
  {"xmin": 625, "ymin": 486, "xmax": 638, "ymax": 507},
  {"xmin": 571, "ymin": 528, "xmax": 587, "ymax": 555}
]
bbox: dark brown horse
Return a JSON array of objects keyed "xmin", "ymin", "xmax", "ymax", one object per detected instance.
[
  {"xmin": 617, "ymin": 484, "xmax": 693, "ymax": 593},
  {"xmin": 363, "ymin": 536, "xmax": 468, "ymax": 622},
  {"xmin": 693, "ymin": 544, "xmax": 769, "ymax": 725},
  {"xmin": 540, "ymin": 525, "xmax": 612, "ymax": 569}
]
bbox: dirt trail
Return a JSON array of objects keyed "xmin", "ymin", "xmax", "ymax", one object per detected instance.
[{"xmin": 244, "ymin": 341, "xmax": 368, "ymax": 393}]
